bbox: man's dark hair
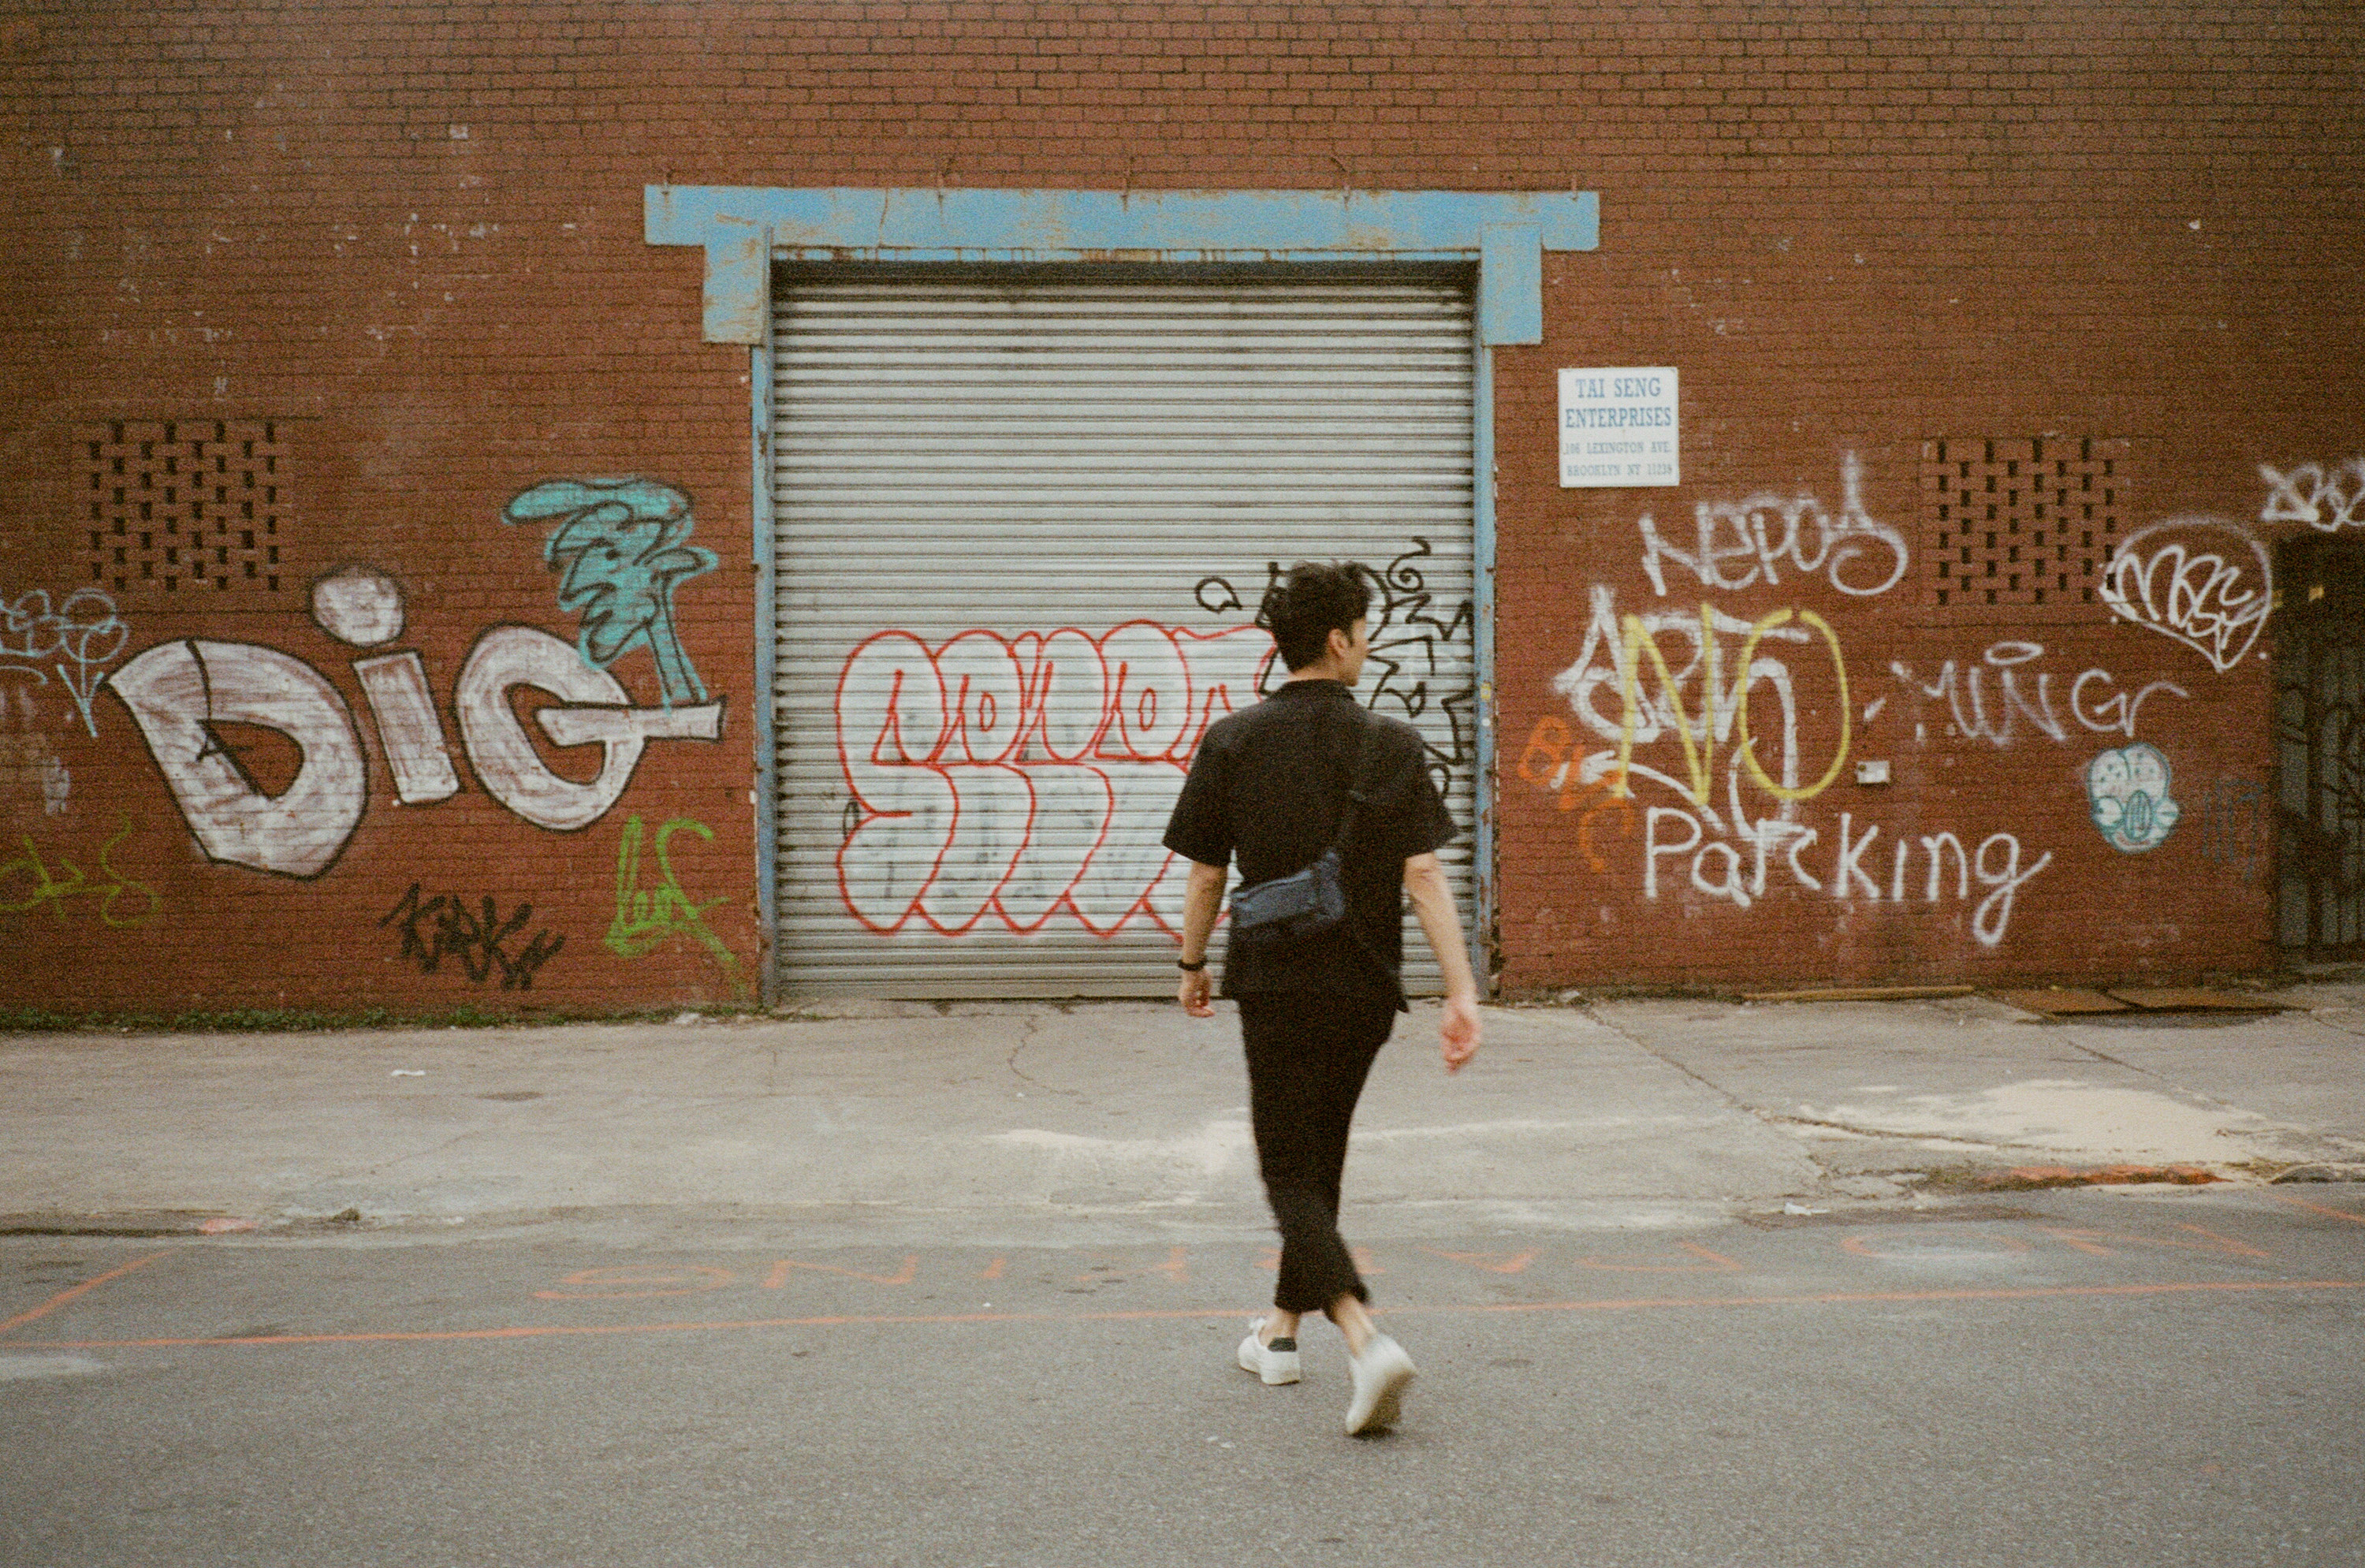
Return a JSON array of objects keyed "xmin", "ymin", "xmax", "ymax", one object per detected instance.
[{"xmin": 1257, "ymin": 561, "xmax": 1372, "ymax": 672}]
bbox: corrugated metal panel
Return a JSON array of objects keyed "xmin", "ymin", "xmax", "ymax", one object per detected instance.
[{"xmin": 772, "ymin": 274, "xmax": 1477, "ymax": 996}]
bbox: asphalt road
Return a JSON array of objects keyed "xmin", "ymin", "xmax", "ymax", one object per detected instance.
[{"xmin": 5, "ymin": 1184, "xmax": 2361, "ymax": 1567}]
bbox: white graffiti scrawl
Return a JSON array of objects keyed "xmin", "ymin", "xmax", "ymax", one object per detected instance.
[
  {"xmin": 1886, "ymin": 642, "xmax": 2188, "ymax": 748},
  {"xmin": 2260, "ymin": 457, "xmax": 2365, "ymax": 531},
  {"xmin": 2097, "ymin": 518, "xmax": 2274, "ymax": 675},
  {"xmin": 1, "ymin": 587, "xmax": 129, "ymax": 738},
  {"xmin": 1636, "ymin": 453, "xmax": 1910, "ymax": 600}
]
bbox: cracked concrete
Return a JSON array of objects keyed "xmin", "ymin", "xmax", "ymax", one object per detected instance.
[{"xmin": 2, "ymin": 984, "xmax": 2359, "ymax": 1238}]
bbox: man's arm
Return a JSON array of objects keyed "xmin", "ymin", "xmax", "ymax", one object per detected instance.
[
  {"xmin": 1175, "ymin": 858, "xmax": 1226, "ymax": 1019},
  {"xmin": 1403, "ymin": 851, "xmax": 1482, "ymax": 1071}
]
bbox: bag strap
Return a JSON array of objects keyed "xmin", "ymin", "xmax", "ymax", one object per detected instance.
[
  {"xmin": 1329, "ymin": 701, "xmax": 1380, "ymax": 857},
  {"xmin": 1330, "ymin": 701, "xmax": 1404, "ymax": 1002}
]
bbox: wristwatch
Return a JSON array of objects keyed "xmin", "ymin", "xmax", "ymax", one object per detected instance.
[{"xmin": 1176, "ymin": 957, "xmax": 1207, "ymax": 972}]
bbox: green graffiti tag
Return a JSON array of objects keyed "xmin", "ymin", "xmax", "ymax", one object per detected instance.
[
  {"xmin": 605, "ymin": 814, "xmax": 747, "ymax": 997},
  {"xmin": 0, "ymin": 814, "xmax": 162, "ymax": 929}
]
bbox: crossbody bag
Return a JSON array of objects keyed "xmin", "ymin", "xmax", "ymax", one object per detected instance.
[{"xmin": 1226, "ymin": 704, "xmax": 1377, "ymax": 950}]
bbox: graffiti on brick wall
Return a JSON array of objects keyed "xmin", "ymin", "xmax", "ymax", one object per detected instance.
[
  {"xmin": 2098, "ymin": 519, "xmax": 2273, "ymax": 675},
  {"xmin": 505, "ymin": 479, "xmax": 717, "ymax": 708},
  {"xmin": 1638, "ymin": 805, "xmax": 2051, "ymax": 947},
  {"xmin": 1547, "ymin": 586, "xmax": 1849, "ymax": 825},
  {"xmin": 1886, "ymin": 642, "xmax": 2188, "ymax": 747},
  {"xmin": 2260, "ymin": 457, "xmax": 2365, "ymax": 532},
  {"xmin": 455, "ymin": 624, "xmax": 723, "ymax": 832},
  {"xmin": 2194, "ymin": 774, "xmax": 2269, "ymax": 885},
  {"xmin": 2086, "ymin": 743, "xmax": 2181, "ymax": 853},
  {"xmin": 110, "ymin": 479, "xmax": 725, "ymax": 881},
  {"xmin": 1536, "ymin": 453, "xmax": 2066, "ymax": 949},
  {"xmin": 1636, "ymin": 453, "xmax": 1909, "ymax": 600},
  {"xmin": 0, "ymin": 813, "xmax": 161, "ymax": 929},
  {"xmin": 1, "ymin": 587, "xmax": 128, "ymax": 738},
  {"xmin": 379, "ymin": 881, "xmax": 566, "ymax": 989},
  {"xmin": 606, "ymin": 813, "xmax": 747, "ymax": 997},
  {"xmin": 1515, "ymin": 710, "xmax": 2052, "ymax": 946},
  {"xmin": 110, "ymin": 638, "xmax": 371, "ymax": 879},
  {"xmin": 1514, "ymin": 717, "xmax": 1638, "ymax": 873},
  {"xmin": 835, "ymin": 621, "xmax": 1272, "ymax": 936}
]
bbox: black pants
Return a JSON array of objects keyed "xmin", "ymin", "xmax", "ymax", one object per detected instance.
[{"xmin": 1236, "ymin": 991, "xmax": 1399, "ymax": 1315}]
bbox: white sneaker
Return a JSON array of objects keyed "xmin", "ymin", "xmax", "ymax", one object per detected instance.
[
  {"xmin": 1343, "ymin": 1332, "xmax": 1416, "ymax": 1435},
  {"xmin": 1235, "ymin": 1317, "xmax": 1301, "ymax": 1386}
]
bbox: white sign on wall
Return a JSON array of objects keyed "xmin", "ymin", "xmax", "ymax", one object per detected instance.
[{"xmin": 1559, "ymin": 367, "xmax": 1679, "ymax": 487}]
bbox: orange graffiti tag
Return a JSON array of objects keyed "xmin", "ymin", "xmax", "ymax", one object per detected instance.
[{"xmin": 1519, "ymin": 715, "xmax": 1636, "ymax": 870}]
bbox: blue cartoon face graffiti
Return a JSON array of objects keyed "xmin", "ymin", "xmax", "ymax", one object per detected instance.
[{"xmin": 2086, "ymin": 742, "xmax": 2181, "ymax": 853}]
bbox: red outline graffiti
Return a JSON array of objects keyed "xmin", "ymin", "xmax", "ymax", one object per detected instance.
[{"xmin": 834, "ymin": 621, "xmax": 1276, "ymax": 937}]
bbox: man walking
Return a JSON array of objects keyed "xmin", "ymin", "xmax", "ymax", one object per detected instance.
[{"xmin": 1163, "ymin": 561, "xmax": 1484, "ymax": 1436}]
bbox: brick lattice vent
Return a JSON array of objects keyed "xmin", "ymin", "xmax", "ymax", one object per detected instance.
[
  {"xmin": 78, "ymin": 419, "xmax": 290, "ymax": 594},
  {"xmin": 1921, "ymin": 437, "xmax": 2124, "ymax": 611}
]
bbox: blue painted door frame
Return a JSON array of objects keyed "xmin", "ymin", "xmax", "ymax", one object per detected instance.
[{"xmin": 647, "ymin": 185, "xmax": 1602, "ymax": 1000}]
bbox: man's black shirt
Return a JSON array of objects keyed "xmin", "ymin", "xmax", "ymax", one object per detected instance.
[{"xmin": 1163, "ymin": 679, "xmax": 1456, "ymax": 1009}]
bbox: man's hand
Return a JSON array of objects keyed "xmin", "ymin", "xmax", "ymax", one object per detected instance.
[
  {"xmin": 1403, "ymin": 851, "xmax": 1483, "ymax": 1073},
  {"xmin": 1175, "ymin": 860, "xmax": 1227, "ymax": 1019},
  {"xmin": 1439, "ymin": 992, "xmax": 1482, "ymax": 1072}
]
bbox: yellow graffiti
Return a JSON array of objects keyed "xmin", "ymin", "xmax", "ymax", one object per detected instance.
[
  {"xmin": 1614, "ymin": 602, "xmax": 1719, "ymax": 803},
  {"xmin": 606, "ymin": 814, "xmax": 750, "ymax": 1000},
  {"xmin": 0, "ymin": 814, "xmax": 162, "ymax": 929},
  {"xmin": 1737, "ymin": 607, "xmax": 1851, "ymax": 801},
  {"xmin": 1607, "ymin": 603, "xmax": 1850, "ymax": 806}
]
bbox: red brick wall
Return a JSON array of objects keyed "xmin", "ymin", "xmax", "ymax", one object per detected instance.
[
  {"xmin": 0, "ymin": 2, "xmax": 2354, "ymax": 1010},
  {"xmin": 1488, "ymin": 2, "xmax": 2359, "ymax": 988}
]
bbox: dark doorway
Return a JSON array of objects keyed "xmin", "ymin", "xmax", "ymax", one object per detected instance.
[{"xmin": 2277, "ymin": 538, "xmax": 2365, "ymax": 953}]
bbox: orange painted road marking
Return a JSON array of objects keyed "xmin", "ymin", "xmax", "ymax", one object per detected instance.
[
  {"xmin": 2033, "ymin": 1224, "xmax": 2269, "ymax": 1259},
  {"xmin": 534, "ymin": 1266, "xmax": 735, "ymax": 1301},
  {"xmin": 1577, "ymin": 1242, "xmax": 1742, "ymax": 1273},
  {"xmin": 2267, "ymin": 1190, "xmax": 2365, "ymax": 1226},
  {"xmin": 0, "ymin": 1251, "xmax": 169, "ymax": 1338},
  {"xmin": 22, "ymin": 1278, "xmax": 2365, "ymax": 1354},
  {"xmin": 1423, "ymin": 1247, "xmax": 1540, "ymax": 1274},
  {"xmin": 1145, "ymin": 1246, "xmax": 1190, "ymax": 1283},
  {"xmin": 1842, "ymin": 1231, "xmax": 2032, "ymax": 1257},
  {"xmin": 1072, "ymin": 1246, "xmax": 1190, "ymax": 1286},
  {"xmin": 760, "ymin": 1255, "xmax": 917, "ymax": 1288},
  {"xmin": 976, "ymin": 1257, "xmax": 1007, "ymax": 1281}
]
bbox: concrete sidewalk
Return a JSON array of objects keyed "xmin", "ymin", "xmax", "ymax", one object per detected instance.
[{"xmin": 4, "ymin": 982, "xmax": 2363, "ymax": 1241}]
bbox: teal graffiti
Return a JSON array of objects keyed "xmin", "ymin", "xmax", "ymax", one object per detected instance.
[
  {"xmin": 2086, "ymin": 742, "xmax": 2181, "ymax": 853},
  {"xmin": 0, "ymin": 814, "xmax": 162, "ymax": 928},
  {"xmin": 503, "ymin": 478, "xmax": 717, "ymax": 708},
  {"xmin": 606, "ymin": 813, "xmax": 747, "ymax": 997}
]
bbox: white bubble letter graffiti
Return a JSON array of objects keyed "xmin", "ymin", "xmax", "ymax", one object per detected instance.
[
  {"xmin": 834, "ymin": 631, "xmax": 955, "ymax": 933},
  {"xmin": 110, "ymin": 639, "xmax": 367, "ymax": 878},
  {"xmin": 456, "ymin": 625, "xmax": 642, "ymax": 832}
]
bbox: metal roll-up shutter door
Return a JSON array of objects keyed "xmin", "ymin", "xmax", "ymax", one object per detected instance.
[{"xmin": 772, "ymin": 270, "xmax": 1477, "ymax": 997}]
